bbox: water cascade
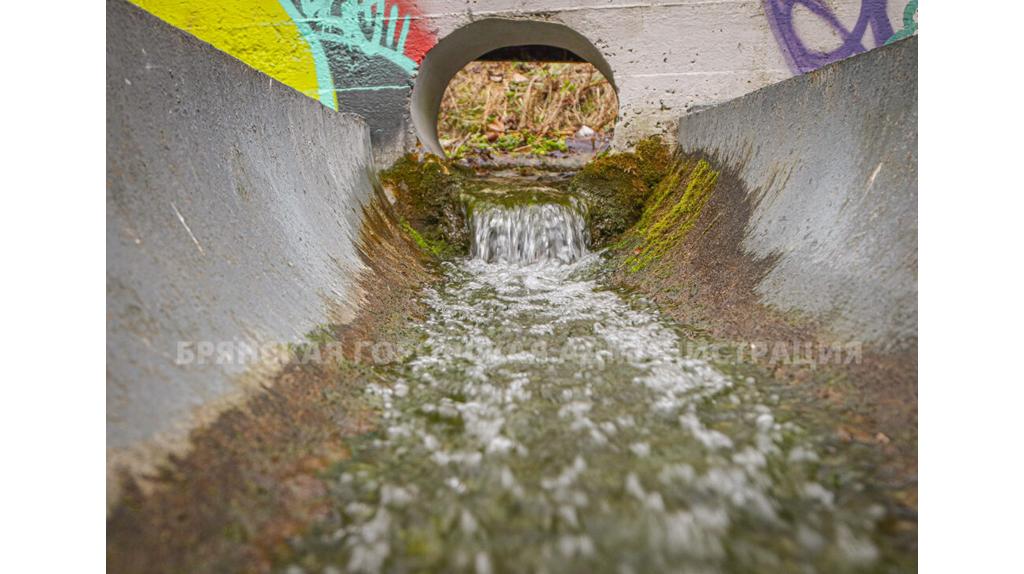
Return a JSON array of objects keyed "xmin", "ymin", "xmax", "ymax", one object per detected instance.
[
  {"xmin": 468, "ymin": 190, "xmax": 590, "ymax": 265},
  {"xmin": 284, "ymin": 188, "xmax": 908, "ymax": 572}
]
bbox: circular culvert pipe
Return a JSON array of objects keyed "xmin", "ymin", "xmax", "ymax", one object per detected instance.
[{"xmin": 411, "ymin": 18, "xmax": 617, "ymax": 157}]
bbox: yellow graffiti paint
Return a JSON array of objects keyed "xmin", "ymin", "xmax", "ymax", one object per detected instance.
[{"xmin": 129, "ymin": 0, "xmax": 321, "ymax": 102}]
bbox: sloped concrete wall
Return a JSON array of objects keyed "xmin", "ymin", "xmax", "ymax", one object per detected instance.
[
  {"xmin": 126, "ymin": 0, "xmax": 918, "ymax": 159},
  {"xmin": 676, "ymin": 36, "xmax": 917, "ymax": 351},
  {"xmin": 107, "ymin": 0, "xmax": 375, "ymax": 469}
]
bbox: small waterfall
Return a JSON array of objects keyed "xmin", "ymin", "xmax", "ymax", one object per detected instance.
[
  {"xmin": 468, "ymin": 192, "xmax": 589, "ymax": 265},
  {"xmin": 281, "ymin": 182, "xmax": 908, "ymax": 571}
]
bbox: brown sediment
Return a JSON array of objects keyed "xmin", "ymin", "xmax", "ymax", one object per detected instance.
[
  {"xmin": 106, "ymin": 186, "xmax": 439, "ymax": 573},
  {"xmin": 597, "ymin": 147, "xmax": 917, "ymax": 514}
]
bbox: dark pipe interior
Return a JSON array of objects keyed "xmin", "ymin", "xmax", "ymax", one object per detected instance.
[{"xmin": 476, "ymin": 45, "xmax": 586, "ymax": 63}]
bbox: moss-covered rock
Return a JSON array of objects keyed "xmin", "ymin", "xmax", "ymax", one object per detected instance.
[
  {"xmin": 568, "ymin": 136, "xmax": 674, "ymax": 246},
  {"xmin": 633, "ymin": 136, "xmax": 674, "ymax": 187},
  {"xmin": 379, "ymin": 153, "xmax": 471, "ymax": 257}
]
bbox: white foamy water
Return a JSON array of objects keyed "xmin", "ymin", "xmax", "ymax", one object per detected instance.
[
  {"xmin": 290, "ymin": 190, "xmax": 907, "ymax": 573},
  {"xmin": 469, "ymin": 192, "xmax": 589, "ymax": 265}
]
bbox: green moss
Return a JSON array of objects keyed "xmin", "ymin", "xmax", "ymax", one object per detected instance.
[
  {"xmin": 530, "ymin": 135, "xmax": 568, "ymax": 154},
  {"xmin": 633, "ymin": 136, "xmax": 673, "ymax": 188},
  {"xmin": 400, "ymin": 217, "xmax": 446, "ymax": 256},
  {"xmin": 380, "ymin": 139, "xmax": 715, "ymax": 267},
  {"xmin": 635, "ymin": 159, "xmax": 691, "ymax": 233},
  {"xmin": 567, "ymin": 135, "xmax": 675, "ymax": 246},
  {"xmin": 379, "ymin": 153, "xmax": 470, "ymax": 257},
  {"xmin": 305, "ymin": 323, "xmax": 338, "ymax": 345},
  {"xmin": 624, "ymin": 158, "xmax": 719, "ymax": 273}
]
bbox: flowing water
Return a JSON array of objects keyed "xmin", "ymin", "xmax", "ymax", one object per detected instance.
[{"xmin": 288, "ymin": 186, "xmax": 912, "ymax": 573}]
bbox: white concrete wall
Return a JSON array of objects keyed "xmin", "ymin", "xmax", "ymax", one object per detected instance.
[
  {"xmin": 128, "ymin": 0, "xmax": 918, "ymax": 157},
  {"xmin": 410, "ymin": 0, "xmax": 917, "ymax": 149}
]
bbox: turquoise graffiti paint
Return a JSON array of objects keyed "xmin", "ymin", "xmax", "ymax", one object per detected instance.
[
  {"xmin": 278, "ymin": 0, "xmax": 421, "ymax": 109},
  {"xmin": 282, "ymin": 0, "xmax": 418, "ymax": 85},
  {"xmin": 885, "ymin": 0, "xmax": 919, "ymax": 45},
  {"xmin": 277, "ymin": 0, "xmax": 338, "ymax": 109}
]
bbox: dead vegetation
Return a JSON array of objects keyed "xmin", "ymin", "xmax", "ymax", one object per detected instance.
[{"xmin": 438, "ymin": 61, "xmax": 618, "ymax": 157}]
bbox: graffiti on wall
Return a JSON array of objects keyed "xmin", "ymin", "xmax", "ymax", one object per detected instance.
[
  {"xmin": 763, "ymin": 0, "xmax": 917, "ymax": 74},
  {"xmin": 276, "ymin": 1, "xmax": 435, "ymax": 150},
  {"xmin": 278, "ymin": 0, "xmax": 435, "ymax": 109},
  {"xmin": 129, "ymin": 0, "xmax": 322, "ymax": 99},
  {"xmin": 130, "ymin": 0, "xmax": 436, "ymax": 150},
  {"xmin": 885, "ymin": 0, "xmax": 918, "ymax": 46}
]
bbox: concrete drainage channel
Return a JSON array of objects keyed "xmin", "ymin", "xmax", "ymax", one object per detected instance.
[{"xmin": 107, "ymin": 1, "xmax": 917, "ymax": 571}]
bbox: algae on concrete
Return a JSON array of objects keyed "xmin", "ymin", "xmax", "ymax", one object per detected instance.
[{"xmin": 625, "ymin": 158, "xmax": 719, "ymax": 272}]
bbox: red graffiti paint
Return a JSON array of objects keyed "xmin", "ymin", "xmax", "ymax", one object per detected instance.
[{"xmin": 378, "ymin": 0, "xmax": 435, "ymax": 64}]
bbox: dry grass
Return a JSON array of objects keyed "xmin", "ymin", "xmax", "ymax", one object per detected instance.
[{"xmin": 438, "ymin": 61, "xmax": 618, "ymax": 156}]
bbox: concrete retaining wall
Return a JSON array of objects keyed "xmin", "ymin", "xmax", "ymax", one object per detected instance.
[
  {"xmin": 676, "ymin": 36, "xmax": 917, "ymax": 351},
  {"xmin": 107, "ymin": 0, "xmax": 375, "ymax": 470},
  {"xmin": 125, "ymin": 0, "xmax": 918, "ymax": 160}
]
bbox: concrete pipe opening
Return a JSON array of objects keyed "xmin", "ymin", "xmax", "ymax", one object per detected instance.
[{"xmin": 411, "ymin": 19, "xmax": 617, "ymax": 158}]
